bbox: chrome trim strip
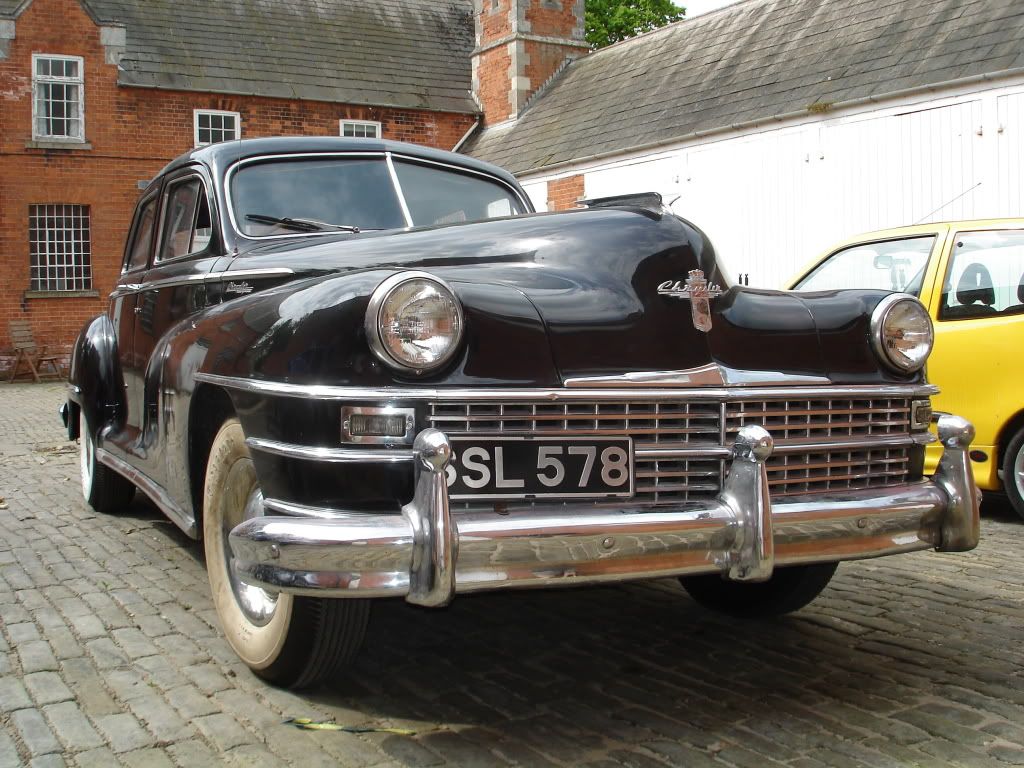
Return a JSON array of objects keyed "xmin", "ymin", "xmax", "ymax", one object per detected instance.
[
  {"xmin": 216, "ymin": 267, "xmax": 296, "ymax": 282},
  {"xmin": 246, "ymin": 436, "xmax": 413, "ymax": 463},
  {"xmin": 386, "ymin": 152, "xmax": 414, "ymax": 227},
  {"xmin": 263, "ymin": 498, "xmax": 369, "ymax": 519},
  {"xmin": 633, "ymin": 432, "xmax": 933, "ymax": 459},
  {"xmin": 95, "ymin": 447, "xmax": 196, "ymax": 537},
  {"xmin": 138, "ymin": 273, "xmax": 209, "ymax": 292},
  {"xmin": 195, "ymin": 371, "xmax": 939, "ymax": 402},
  {"xmin": 565, "ymin": 364, "xmax": 831, "ymax": 388}
]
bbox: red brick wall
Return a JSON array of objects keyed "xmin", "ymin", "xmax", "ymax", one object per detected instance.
[
  {"xmin": 0, "ymin": 0, "xmax": 477, "ymax": 353},
  {"xmin": 473, "ymin": 0, "xmax": 587, "ymax": 126},
  {"xmin": 547, "ymin": 175, "xmax": 585, "ymax": 210},
  {"xmin": 525, "ymin": 0, "xmax": 582, "ymax": 38}
]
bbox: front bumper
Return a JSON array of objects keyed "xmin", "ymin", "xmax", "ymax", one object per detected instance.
[{"xmin": 229, "ymin": 415, "xmax": 981, "ymax": 607}]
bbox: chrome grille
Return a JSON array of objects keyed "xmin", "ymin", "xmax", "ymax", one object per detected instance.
[{"xmin": 427, "ymin": 398, "xmax": 915, "ymax": 506}]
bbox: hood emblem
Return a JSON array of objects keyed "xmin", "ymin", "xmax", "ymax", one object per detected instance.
[{"xmin": 657, "ymin": 270, "xmax": 722, "ymax": 333}]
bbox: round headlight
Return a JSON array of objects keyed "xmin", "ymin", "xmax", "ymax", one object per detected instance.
[
  {"xmin": 365, "ymin": 272, "xmax": 464, "ymax": 374},
  {"xmin": 870, "ymin": 294, "xmax": 934, "ymax": 373}
]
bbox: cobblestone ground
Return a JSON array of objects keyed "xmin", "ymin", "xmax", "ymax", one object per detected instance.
[{"xmin": 1, "ymin": 382, "xmax": 1023, "ymax": 767}]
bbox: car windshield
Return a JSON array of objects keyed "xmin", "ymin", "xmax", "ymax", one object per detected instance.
[
  {"xmin": 794, "ymin": 235, "xmax": 936, "ymax": 295},
  {"xmin": 230, "ymin": 155, "xmax": 526, "ymax": 238}
]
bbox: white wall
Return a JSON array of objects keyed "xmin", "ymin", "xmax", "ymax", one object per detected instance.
[{"xmin": 521, "ymin": 78, "xmax": 1024, "ymax": 287}]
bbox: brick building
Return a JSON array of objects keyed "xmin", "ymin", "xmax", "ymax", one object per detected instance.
[{"xmin": 0, "ymin": 0, "xmax": 588, "ymax": 356}]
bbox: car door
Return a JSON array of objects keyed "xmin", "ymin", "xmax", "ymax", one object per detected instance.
[
  {"xmin": 112, "ymin": 189, "xmax": 160, "ymax": 438},
  {"xmin": 130, "ymin": 168, "xmax": 222, "ymax": 473},
  {"xmin": 921, "ymin": 225, "xmax": 1024, "ymax": 491}
]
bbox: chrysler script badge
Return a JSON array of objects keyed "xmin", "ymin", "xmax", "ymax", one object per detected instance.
[
  {"xmin": 657, "ymin": 270, "xmax": 722, "ymax": 333},
  {"xmin": 225, "ymin": 281, "xmax": 254, "ymax": 296}
]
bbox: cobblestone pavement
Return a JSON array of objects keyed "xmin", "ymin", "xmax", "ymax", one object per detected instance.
[{"xmin": 1, "ymin": 382, "xmax": 1023, "ymax": 768}]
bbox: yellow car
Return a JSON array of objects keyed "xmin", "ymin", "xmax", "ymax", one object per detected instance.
[{"xmin": 790, "ymin": 219, "xmax": 1024, "ymax": 519}]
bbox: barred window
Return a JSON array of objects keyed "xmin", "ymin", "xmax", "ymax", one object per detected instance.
[
  {"xmin": 33, "ymin": 54, "xmax": 84, "ymax": 141},
  {"xmin": 194, "ymin": 109, "xmax": 240, "ymax": 146},
  {"xmin": 29, "ymin": 204, "xmax": 92, "ymax": 291},
  {"xmin": 340, "ymin": 120, "xmax": 381, "ymax": 139}
]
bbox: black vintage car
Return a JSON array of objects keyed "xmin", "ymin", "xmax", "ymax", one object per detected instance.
[{"xmin": 64, "ymin": 136, "xmax": 980, "ymax": 689}]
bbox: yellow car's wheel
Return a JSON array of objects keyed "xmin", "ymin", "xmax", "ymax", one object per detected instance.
[
  {"xmin": 1004, "ymin": 427, "xmax": 1024, "ymax": 521},
  {"xmin": 203, "ymin": 418, "xmax": 370, "ymax": 688}
]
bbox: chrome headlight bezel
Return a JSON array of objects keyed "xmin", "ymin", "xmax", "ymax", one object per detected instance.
[
  {"xmin": 869, "ymin": 294, "xmax": 934, "ymax": 374},
  {"xmin": 365, "ymin": 271, "xmax": 465, "ymax": 375}
]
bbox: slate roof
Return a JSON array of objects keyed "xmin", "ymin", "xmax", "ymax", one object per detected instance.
[
  {"xmin": 0, "ymin": 0, "xmax": 477, "ymax": 113},
  {"xmin": 464, "ymin": 0, "xmax": 1024, "ymax": 174}
]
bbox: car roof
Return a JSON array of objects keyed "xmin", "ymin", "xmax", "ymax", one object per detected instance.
[
  {"xmin": 826, "ymin": 217, "xmax": 1024, "ymax": 245},
  {"xmin": 156, "ymin": 136, "xmax": 522, "ymax": 189}
]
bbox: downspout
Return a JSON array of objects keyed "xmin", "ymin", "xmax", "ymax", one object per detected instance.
[{"xmin": 452, "ymin": 117, "xmax": 482, "ymax": 153}]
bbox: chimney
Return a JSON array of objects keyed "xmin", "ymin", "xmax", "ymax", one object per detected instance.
[{"xmin": 472, "ymin": 0, "xmax": 588, "ymax": 126}]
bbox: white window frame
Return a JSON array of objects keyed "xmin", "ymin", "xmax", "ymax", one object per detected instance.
[
  {"xmin": 32, "ymin": 53, "xmax": 85, "ymax": 142},
  {"xmin": 340, "ymin": 119, "xmax": 382, "ymax": 139},
  {"xmin": 28, "ymin": 203, "xmax": 92, "ymax": 291},
  {"xmin": 194, "ymin": 109, "xmax": 241, "ymax": 147}
]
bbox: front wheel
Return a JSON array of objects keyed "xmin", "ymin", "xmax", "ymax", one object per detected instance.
[
  {"xmin": 679, "ymin": 562, "xmax": 838, "ymax": 618},
  {"xmin": 1003, "ymin": 427, "xmax": 1024, "ymax": 521},
  {"xmin": 203, "ymin": 419, "xmax": 369, "ymax": 688},
  {"xmin": 79, "ymin": 410, "xmax": 135, "ymax": 513}
]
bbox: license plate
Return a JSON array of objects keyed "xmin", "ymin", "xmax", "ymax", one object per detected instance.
[{"xmin": 446, "ymin": 436, "xmax": 634, "ymax": 500}]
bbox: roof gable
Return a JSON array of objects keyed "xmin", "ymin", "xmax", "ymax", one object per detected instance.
[{"xmin": 464, "ymin": 0, "xmax": 1024, "ymax": 174}]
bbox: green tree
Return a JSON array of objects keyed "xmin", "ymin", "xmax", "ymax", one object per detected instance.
[{"xmin": 585, "ymin": 0, "xmax": 686, "ymax": 48}]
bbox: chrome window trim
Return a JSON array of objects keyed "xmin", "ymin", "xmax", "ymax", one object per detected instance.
[
  {"xmin": 386, "ymin": 153, "xmax": 414, "ymax": 227},
  {"xmin": 223, "ymin": 150, "xmax": 531, "ymax": 242},
  {"xmin": 153, "ymin": 173, "xmax": 212, "ymax": 265},
  {"xmin": 389, "ymin": 152, "xmax": 532, "ymax": 215},
  {"xmin": 196, "ymin": 371, "xmax": 938, "ymax": 403},
  {"xmin": 246, "ymin": 437, "xmax": 413, "ymax": 464},
  {"xmin": 224, "ymin": 151, "xmax": 396, "ymax": 242}
]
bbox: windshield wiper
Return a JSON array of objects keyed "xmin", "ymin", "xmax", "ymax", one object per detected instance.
[{"xmin": 245, "ymin": 214, "xmax": 361, "ymax": 233}]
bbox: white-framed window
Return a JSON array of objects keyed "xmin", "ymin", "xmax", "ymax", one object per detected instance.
[
  {"xmin": 194, "ymin": 109, "xmax": 240, "ymax": 147},
  {"xmin": 32, "ymin": 54, "xmax": 85, "ymax": 141},
  {"xmin": 340, "ymin": 120, "xmax": 381, "ymax": 139},
  {"xmin": 29, "ymin": 204, "xmax": 92, "ymax": 291}
]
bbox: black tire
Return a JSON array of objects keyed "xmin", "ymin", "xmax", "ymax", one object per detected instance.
[
  {"xmin": 203, "ymin": 418, "xmax": 370, "ymax": 688},
  {"xmin": 1003, "ymin": 427, "xmax": 1024, "ymax": 521},
  {"xmin": 79, "ymin": 411, "xmax": 135, "ymax": 513},
  {"xmin": 679, "ymin": 562, "xmax": 838, "ymax": 618}
]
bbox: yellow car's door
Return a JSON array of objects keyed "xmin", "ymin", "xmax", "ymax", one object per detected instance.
[{"xmin": 922, "ymin": 226, "xmax": 1024, "ymax": 514}]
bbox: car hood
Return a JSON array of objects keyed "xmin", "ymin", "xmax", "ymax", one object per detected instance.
[{"xmin": 222, "ymin": 208, "xmax": 910, "ymax": 385}]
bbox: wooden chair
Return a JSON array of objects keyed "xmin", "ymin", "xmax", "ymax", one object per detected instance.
[{"xmin": 7, "ymin": 319, "xmax": 62, "ymax": 383}]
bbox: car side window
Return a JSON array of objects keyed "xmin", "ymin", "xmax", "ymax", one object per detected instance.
[
  {"xmin": 158, "ymin": 176, "xmax": 212, "ymax": 261},
  {"xmin": 940, "ymin": 230, "xmax": 1024, "ymax": 320},
  {"xmin": 794, "ymin": 236, "xmax": 935, "ymax": 294},
  {"xmin": 123, "ymin": 195, "xmax": 158, "ymax": 274}
]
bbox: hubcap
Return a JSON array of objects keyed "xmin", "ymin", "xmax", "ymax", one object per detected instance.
[{"xmin": 222, "ymin": 480, "xmax": 279, "ymax": 626}]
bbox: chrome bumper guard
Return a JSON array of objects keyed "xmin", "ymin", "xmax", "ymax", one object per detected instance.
[{"xmin": 229, "ymin": 415, "xmax": 980, "ymax": 607}]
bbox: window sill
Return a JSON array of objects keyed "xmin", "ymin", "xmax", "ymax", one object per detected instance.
[
  {"xmin": 25, "ymin": 140, "xmax": 92, "ymax": 151},
  {"xmin": 24, "ymin": 290, "xmax": 99, "ymax": 299}
]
